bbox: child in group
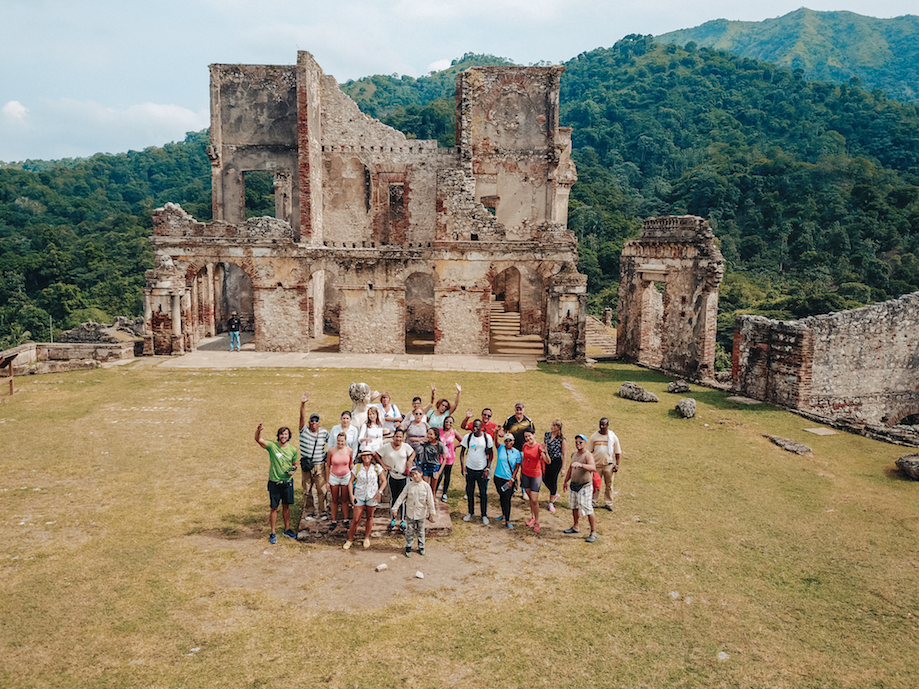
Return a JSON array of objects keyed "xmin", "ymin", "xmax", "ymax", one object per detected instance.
[{"xmin": 391, "ymin": 465, "xmax": 437, "ymax": 557}]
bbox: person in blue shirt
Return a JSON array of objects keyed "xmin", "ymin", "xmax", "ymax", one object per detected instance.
[{"xmin": 493, "ymin": 434, "xmax": 522, "ymax": 528}]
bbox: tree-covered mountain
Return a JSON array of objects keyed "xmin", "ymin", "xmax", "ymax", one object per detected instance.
[
  {"xmin": 656, "ymin": 8, "xmax": 919, "ymax": 104},
  {"xmin": 2, "ymin": 40, "xmax": 918, "ymax": 362}
]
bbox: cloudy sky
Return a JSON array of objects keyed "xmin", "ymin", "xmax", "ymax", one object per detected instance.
[{"xmin": 1, "ymin": 1, "xmax": 915, "ymax": 162}]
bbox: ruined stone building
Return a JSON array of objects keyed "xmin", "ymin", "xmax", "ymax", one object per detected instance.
[
  {"xmin": 143, "ymin": 52, "xmax": 586, "ymax": 360},
  {"xmin": 616, "ymin": 216, "xmax": 724, "ymax": 381},
  {"xmin": 733, "ymin": 293, "xmax": 919, "ymax": 429}
]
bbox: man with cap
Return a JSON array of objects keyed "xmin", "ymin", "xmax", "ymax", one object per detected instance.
[
  {"xmin": 298, "ymin": 391, "xmax": 330, "ymax": 520},
  {"xmin": 563, "ymin": 434, "xmax": 599, "ymax": 542},
  {"xmin": 227, "ymin": 311, "xmax": 241, "ymax": 351}
]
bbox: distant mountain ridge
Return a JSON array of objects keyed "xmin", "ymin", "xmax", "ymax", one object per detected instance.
[{"xmin": 656, "ymin": 8, "xmax": 919, "ymax": 103}]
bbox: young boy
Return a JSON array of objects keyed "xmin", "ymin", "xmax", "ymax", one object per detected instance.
[{"xmin": 391, "ymin": 465, "xmax": 436, "ymax": 557}]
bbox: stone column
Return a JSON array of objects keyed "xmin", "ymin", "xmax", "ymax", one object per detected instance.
[
  {"xmin": 171, "ymin": 294, "xmax": 183, "ymax": 354},
  {"xmin": 206, "ymin": 263, "xmax": 216, "ymax": 337}
]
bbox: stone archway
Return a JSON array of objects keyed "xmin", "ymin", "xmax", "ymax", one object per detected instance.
[
  {"xmin": 405, "ymin": 272, "xmax": 435, "ymax": 353},
  {"xmin": 492, "ymin": 266, "xmax": 520, "ymax": 313}
]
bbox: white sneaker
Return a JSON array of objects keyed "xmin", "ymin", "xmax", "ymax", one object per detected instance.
[
  {"xmin": 463, "ymin": 514, "xmax": 472, "ymax": 522},
  {"xmin": 482, "ymin": 516, "xmax": 490, "ymax": 525}
]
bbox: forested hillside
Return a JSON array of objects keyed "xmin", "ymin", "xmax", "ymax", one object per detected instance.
[
  {"xmin": 656, "ymin": 8, "xmax": 919, "ymax": 104},
  {"xmin": 2, "ymin": 39, "xmax": 918, "ymax": 359}
]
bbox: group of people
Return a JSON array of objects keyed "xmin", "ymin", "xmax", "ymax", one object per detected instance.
[{"xmin": 254, "ymin": 383, "xmax": 623, "ymax": 553}]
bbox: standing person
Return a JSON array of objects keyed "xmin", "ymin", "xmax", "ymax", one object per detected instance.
[
  {"xmin": 298, "ymin": 392, "xmax": 329, "ymax": 520},
  {"xmin": 461, "ymin": 407, "xmax": 500, "ymax": 441},
  {"xmin": 325, "ymin": 432, "xmax": 353, "ymax": 530},
  {"xmin": 426, "ymin": 382, "xmax": 461, "ymax": 429},
  {"xmin": 418, "ymin": 428, "xmax": 446, "ymax": 494},
  {"xmin": 343, "ymin": 449, "xmax": 386, "ymax": 550},
  {"xmin": 228, "ymin": 312, "xmax": 241, "ymax": 351},
  {"xmin": 401, "ymin": 395, "xmax": 433, "ymax": 426},
  {"xmin": 493, "ymin": 434, "xmax": 521, "ymax": 528},
  {"xmin": 402, "ymin": 408, "xmax": 430, "ymax": 457},
  {"xmin": 254, "ymin": 423, "xmax": 298, "ymax": 543},
  {"xmin": 330, "ymin": 411, "xmax": 360, "ymax": 457},
  {"xmin": 563, "ymin": 434, "xmax": 599, "ymax": 542},
  {"xmin": 543, "ymin": 419, "xmax": 568, "ymax": 513},
  {"xmin": 588, "ymin": 417, "xmax": 622, "ymax": 511},
  {"xmin": 359, "ymin": 406, "xmax": 385, "ymax": 454},
  {"xmin": 460, "ymin": 419, "xmax": 494, "ymax": 525},
  {"xmin": 435, "ymin": 416, "xmax": 459, "ymax": 503},
  {"xmin": 391, "ymin": 465, "xmax": 436, "ymax": 557},
  {"xmin": 520, "ymin": 430, "xmax": 550, "ymax": 533},
  {"xmin": 502, "ymin": 402, "xmax": 535, "ymax": 450},
  {"xmin": 377, "ymin": 428, "xmax": 416, "ymax": 533},
  {"xmin": 374, "ymin": 392, "xmax": 402, "ymax": 434}
]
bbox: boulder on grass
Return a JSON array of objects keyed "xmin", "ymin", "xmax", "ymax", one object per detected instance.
[
  {"xmin": 668, "ymin": 380, "xmax": 691, "ymax": 394},
  {"xmin": 895, "ymin": 454, "xmax": 919, "ymax": 480},
  {"xmin": 619, "ymin": 382, "xmax": 659, "ymax": 403},
  {"xmin": 762, "ymin": 434, "xmax": 812, "ymax": 456},
  {"xmin": 675, "ymin": 398, "xmax": 696, "ymax": 418}
]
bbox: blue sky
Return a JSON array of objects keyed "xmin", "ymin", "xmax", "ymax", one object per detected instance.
[{"xmin": 1, "ymin": 1, "xmax": 916, "ymax": 161}]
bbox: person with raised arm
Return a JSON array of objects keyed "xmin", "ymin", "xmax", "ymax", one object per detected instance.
[
  {"xmin": 426, "ymin": 382, "xmax": 461, "ymax": 429},
  {"xmin": 254, "ymin": 422, "xmax": 298, "ymax": 544},
  {"xmin": 298, "ymin": 392, "xmax": 329, "ymax": 521}
]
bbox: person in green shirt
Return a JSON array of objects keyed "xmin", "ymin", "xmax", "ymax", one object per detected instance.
[{"xmin": 255, "ymin": 423, "xmax": 299, "ymax": 544}]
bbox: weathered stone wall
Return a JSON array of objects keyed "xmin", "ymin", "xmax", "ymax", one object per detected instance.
[
  {"xmin": 617, "ymin": 216, "xmax": 724, "ymax": 381},
  {"xmin": 338, "ymin": 287, "xmax": 405, "ymax": 354},
  {"xmin": 733, "ymin": 292, "xmax": 919, "ymax": 426}
]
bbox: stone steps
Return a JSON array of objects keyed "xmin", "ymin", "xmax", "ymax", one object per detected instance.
[
  {"xmin": 585, "ymin": 315, "xmax": 617, "ymax": 356},
  {"xmin": 488, "ymin": 300, "xmax": 544, "ymax": 357}
]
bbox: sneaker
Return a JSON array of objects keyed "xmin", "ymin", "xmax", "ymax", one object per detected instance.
[
  {"xmin": 440, "ymin": 495, "xmax": 448, "ymax": 503},
  {"xmin": 419, "ymin": 549, "xmax": 425, "ymax": 556},
  {"xmin": 533, "ymin": 523, "xmax": 540, "ymax": 533},
  {"xmin": 547, "ymin": 503, "xmax": 556, "ymax": 513},
  {"xmin": 494, "ymin": 515, "xmax": 503, "ymax": 522},
  {"xmin": 526, "ymin": 517, "xmax": 536, "ymax": 527},
  {"xmin": 388, "ymin": 519, "xmax": 396, "ymax": 532},
  {"xmin": 605, "ymin": 504, "xmax": 614, "ymax": 512},
  {"xmin": 283, "ymin": 529, "xmax": 297, "ymax": 539},
  {"xmin": 463, "ymin": 514, "xmax": 472, "ymax": 522},
  {"xmin": 405, "ymin": 550, "xmax": 412, "ymax": 558},
  {"xmin": 268, "ymin": 532, "xmax": 277, "ymax": 544},
  {"xmin": 563, "ymin": 527, "xmax": 580, "ymax": 534},
  {"xmin": 400, "ymin": 520, "xmax": 406, "ymax": 533},
  {"xmin": 330, "ymin": 521, "xmax": 338, "ymax": 530},
  {"xmin": 303, "ymin": 515, "xmax": 315, "ymax": 521},
  {"xmin": 320, "ymin": 514, "xmax": 329, "ymax": 521},
  {"xmin": 343, "ymin": 540, "xmax": 352, "ymax": 550},
  {"xmin": 506, "ymin": 523, "xmax": 514, "ymax": 529},
  {"xmin": 363, "ymin": 538, "xmax": 371, "ymax": 549},
  {"xmin": 482, "ymin": 516, "xmax": 490, "ymax": 526},
  {"xmin": 586, "ymin": 533, "xmax": 598, "ymax": 543}
]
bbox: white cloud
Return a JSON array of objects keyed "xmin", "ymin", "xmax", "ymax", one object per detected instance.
[
  {"xmin": 1, "ymin": 101, "xmax": 29, "ymax": 122},
  {"xmin": 427, "ymin": 59, "xmax": 453, "ymax": 74},
  {"xmin": 0, "ymin": 98, "xmax": 208, "ymax": 162}
]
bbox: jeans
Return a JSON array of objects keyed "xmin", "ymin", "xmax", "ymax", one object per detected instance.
[
  {"xmin": 229, "ymin": 331, "xmax": 240, "ymax": 350},
  {"xmin": 465, "ymin": 468, "xmax": 488, "ymax": 517},
  {"xmin": 494, "ymin": 476, "xmax": 514, "ymax": 522}
]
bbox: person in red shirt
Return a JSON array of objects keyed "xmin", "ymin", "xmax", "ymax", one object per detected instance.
[
  {"xmin": 461, "ymin": 407, "xmax": 499, "ymax": 441},
  {"xmin": 520, "ymin": 430, "xmax": 550, "ymax": 533}
]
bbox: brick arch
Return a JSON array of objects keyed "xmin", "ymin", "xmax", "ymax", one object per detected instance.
[
  {"xmin": 184, "ymin": 256, "xmax": 258, "ymax": 286},
  {"xmin": 882, "ymin": 400, "xmax": 919, "ymax": 427}
]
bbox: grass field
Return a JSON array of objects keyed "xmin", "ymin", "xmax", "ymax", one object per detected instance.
[{"xmin": 1, "ymin": 360, "xmax": 917, "ymax": 688}]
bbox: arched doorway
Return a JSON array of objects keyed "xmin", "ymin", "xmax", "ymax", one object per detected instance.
[
  {"xmin": 492, "ymin": 266, "xmax": 520, "ymax": 313},
  {"xmin": 405, "ymin": 272, "xmax": 434, "ymax": 354},
  {"xmin": 216, "ymin": 262, "xmax": 254, "ymax": 348}
]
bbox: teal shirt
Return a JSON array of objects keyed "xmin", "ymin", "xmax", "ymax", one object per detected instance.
[{"xmin": 266, "ymin": 440, "xmax": 298, "ymax": 482}]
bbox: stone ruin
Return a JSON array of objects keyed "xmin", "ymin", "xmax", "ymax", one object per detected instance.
[
  {"xmin": 143, "ymin": 52, "xmax": 587, "ymax": 360},
  {"xmin": 616, "ymin": 216, "xmax": 724, "ymax": 381},
  {"xmin": 58, "ymin": 317, "xmax": 145, "ymax": 344}
]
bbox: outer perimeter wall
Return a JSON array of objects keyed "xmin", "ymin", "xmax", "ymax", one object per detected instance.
[{"xmin": 733, "ymin": 292, "xmax": 919, "ymax": 427}]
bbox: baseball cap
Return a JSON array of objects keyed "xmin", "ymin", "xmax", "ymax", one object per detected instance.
[{"xmin": 309, "ymin": 413, "xmax": 320, "ymax": 422}]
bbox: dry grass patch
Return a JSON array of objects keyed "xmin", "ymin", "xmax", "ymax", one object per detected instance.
[{"xmin": 1, "ymin": 362, "xmax": 917, "ymax": 688}]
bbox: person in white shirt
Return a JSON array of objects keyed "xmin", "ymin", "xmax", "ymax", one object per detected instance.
[{"xmin": 459, "ymin": 419, "xmax": 494, "ymax": 525}]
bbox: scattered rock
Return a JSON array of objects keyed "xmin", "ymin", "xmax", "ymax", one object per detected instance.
[
  {"xmin": 619, "ymin": 382, "xmax": 659, "ymax": 403},
  {"xmin": 668, "ymin": 380, "xmax": 691, "ymax": 393},
  {"xmin": 717, "ymin": 651, "xmax": 730, "ymax": 661},
  {"xmin": 675, "ymin": 398, "xmax": 696, "ymax": 418},
  {"xmin": 669, "ymin": 591, "xmax": 680, "ymax": 599},
  {"xmin": 896, "ymin": 453, "xmax": 919, "ymax": 480},
  {"xmin": 762, "ymin": 434, "xmax": 813, "ymax": 456},
  {"xmin": 415, "ymin": 571, "xmax": 424, "ymax": 579},
  {"xmin": 375, "ymin": 563, "xmax": 388, "ymax": 572}
]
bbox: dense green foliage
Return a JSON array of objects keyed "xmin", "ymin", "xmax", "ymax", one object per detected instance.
[
  {"xmin": 0, "ymin": 131, "xmax": 211, "ymax": 347},
  {"xmin": 2, "ymin": 38, "xmax": 918, "ymax": 359},
  {"xmin": 656, "ymin": 8, "xmax": 919, "ymax": 104}
]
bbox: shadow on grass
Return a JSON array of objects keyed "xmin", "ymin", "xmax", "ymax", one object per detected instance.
[
  {"xmin": 882, "ymin": 465, "xmax": 918, "ymax": 482},
  {"xmin": 187, "ymin": 501, "xmax": 290, "ymax": 540}
]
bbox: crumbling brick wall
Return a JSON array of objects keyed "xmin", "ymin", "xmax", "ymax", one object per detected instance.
[
  {"xmin": 617, "ymin": 216, "xmax": 724, "ymax": 381},
  {"xmin": 733, "ymin": 292, "xmax": 919, "ymax": 426}
]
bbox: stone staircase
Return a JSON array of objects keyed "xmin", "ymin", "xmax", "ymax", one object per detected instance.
[
  {"xmin": 489, "ymin": 301, "xmax": 544, "ymax": 357},
  {"xmin": 585, "ymin": 315, "xmax": 617, "ymax": 356}
]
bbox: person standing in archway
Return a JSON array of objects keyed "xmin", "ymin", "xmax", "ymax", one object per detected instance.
[{"xmin": 228, "ymin": 311, "xmax": 241, "ymax": 351}]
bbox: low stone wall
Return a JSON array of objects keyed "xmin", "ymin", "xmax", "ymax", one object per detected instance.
[{"xmin": 2, "ymin": 342, "xmax": 136, "ymax": 376}]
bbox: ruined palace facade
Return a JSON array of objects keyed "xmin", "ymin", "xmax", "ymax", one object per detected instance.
[{"xmin": 143, "ymin": 52, "xmax": 586, "ymax": 360}]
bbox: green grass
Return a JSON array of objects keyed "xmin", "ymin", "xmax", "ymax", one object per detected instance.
[{"xmin": 1, "ymin": 362, "xmax": 917, "ymax": 688}]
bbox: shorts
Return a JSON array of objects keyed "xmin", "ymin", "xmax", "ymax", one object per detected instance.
[
  {"xmin": 354, "ymin": 498, "xmax": 379, "ymax": 507},
  {"xmin": 329, "ymin": 473, "xmax": 351, "ymax": 486},
  {"xmin": 422, "ymin": 463, "xmax": 441, "ymax": 478},
  {"xmin": 568, "ymin": 484, "xmax": 594, "ymax": 514},
  {"xmin": 267, "ymin": 480, "xmax": 294, "ymax": 509},
  {"xmin": 521, "ymin": 474, "xmax": 542, "ymax": 493}
]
